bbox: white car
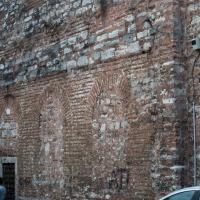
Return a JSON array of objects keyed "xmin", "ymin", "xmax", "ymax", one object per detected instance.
[{"xmin": 160, "ymin": 186, "xmax": 200, "ymax": 200}]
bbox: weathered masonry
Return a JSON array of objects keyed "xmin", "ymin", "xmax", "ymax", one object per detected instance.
[{"xmin": 0, "ymin": 0, "xmax": 200, "ymax": 199}]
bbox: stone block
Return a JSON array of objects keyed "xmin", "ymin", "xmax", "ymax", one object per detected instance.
[
  {"xmin": 137, "ymin": 30, "xmax": 148, "ymax": 39},
  {"xmin": 115, "ymin": 45, "xmax": 127, "ymax": 57},
  {"xmin": 80, "ymin": 30, "xmax": 88, "ymax": 40},
  {"xmin": 126, "ymin": 41, "xmax": 142, "ymax": 54},
  {"xmin": 76, "ymin": 7, "xmax": 89, "ymax": 15},
  {"xmin": 66, "ymin": 60, "xmax": 77, "ymax": 69},
  {"xmin": 192, "ymin": 16, "xmax": 200, "ymax": 24},
  {"xmin": 114, "ymin": 122, "xmax": 120, "ymax": 130},
  {"xmin": 73, "ymin": 1, "xmax": 81, "ymax": 8},
  {"xmin": 97, "ymin": 34, "xmax": 108, "ymax": 42},
  {"xmin": 101, "ymin": 48, "xmax": 115, "ymax": 61},
  {"xmin": 124, "ymin": 14, "xmax": 135, "ymax": 22},
  {"xmin": 162, "ymin": 98, "xmax": 176, "ymax": 104},
  {"xmin": 94, "ymin": 43, "xmax": 104, "ymax": 50},
  {"xmin": 123, "ymin": 34, "xmax": 134, "ymax": 43},
  {"xmin": 108, "ymin": 30, "xmax": 119, "ymax": 39},
  {"xmin": 100, "ymin": 124, "xmax": 106, "ymax": 132},
  {"xmin": 82, "ymin": 0, "xmax": 92, "ymax": 6},
  {"xmin": 188, "ymin": 3, "xmax": 200, "ymax": 12},
  {"xmin": 88, "ymin": 35, "xmax": 97, "ymax": 45},
  {"xmin": 121, "ymin": 121, "xmax": 128, "ymax": 129},
  {"xmin": 68, "ymin": 36, "xmax": 77, "ymax": 45},
  {"xmin": 0, "ymin": 139, "xmax": 5, "ymax": 146},
  {"xmin": 77, "ymin": 56, "xmax": 89, "ymax": 66},
  {"xmin": 92, "ymin": 52, "xmax": 101, "ymax": 61},
  {"xmin": 0, "ymin": 64, "xmax": 4, "ymax": 70},
  {"xmin": 2, "ymin": 130, "xmax": 12, "ymax": 137},
  {"xmin": 29, "ymin": 69, "xmax": 38, "ymax": 79},
  {"xmin": 60, "ymin": 40, "xmax": 68, "ymax": 48},
  {"xmin": 24, "ymin": 16, "xmax": 32, "ymax": 22},
  {"xmin": 104, "ymin": 39, "xmax": 119, "ymax": 48},
  {"xmin": 64, "ymin": 48, "xmax": 72, "ymax": 54},
  {"xmin": 128, "ymin": 24, "xmax": 136, "ymax": 34},
  {"xmin": 74, "ymin": 42, "xmax": 84, "ymax": 50},
  {"xmin": 60, "ymin": 62, "xmax": 67, "ymax": 71},
  {"xmin": 143, "ymin": 42, "xmax": 151, "ymax": 52},
  {"xmin": 92, "ymin": 122, "xmax": 99, "ymax": 130},
  {"xmin": 108, "ymin": 123, "xmax": 115, "ymax": 130}
]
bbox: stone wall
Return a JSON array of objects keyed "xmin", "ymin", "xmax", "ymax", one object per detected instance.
[
  {"xmin": 185, "ymin": 0, "xmax": 200, "ymax": 187},
  {"xmin": 0, "ymin": 0, "xmax": 198, "ymax": 199}
]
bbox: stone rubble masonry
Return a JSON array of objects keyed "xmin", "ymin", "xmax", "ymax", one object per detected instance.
[
  {"xmin": 0, "ymin": 0, "xmax": 198, "ymax": 199},
  {"xmin": 186, "ymin": 0, "xmax": 200, "ymax": 188}
]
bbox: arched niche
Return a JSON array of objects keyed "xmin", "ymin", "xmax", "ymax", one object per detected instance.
[
  {"xmin": 34, "ymin": 83, "xmax": 72, "ymax": 199},
  {"xmin": 87, "ymin": 71, "xmax": 131, "ymax": 194}
]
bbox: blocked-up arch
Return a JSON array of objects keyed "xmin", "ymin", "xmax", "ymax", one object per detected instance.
[
  {"xmin": 87, "ymin": 71, "xmax": 131, "ymax": 193},
  {"xmin": 37, "ymin": 83, "xmax": 72, "ymax": 121},
  {"xmin": 87, "ymin": 71, "xmax": 130, "ymax": 113},
  {"xmin": 34, "ymin": 83, "xmax": 72, "ymax": 199}
]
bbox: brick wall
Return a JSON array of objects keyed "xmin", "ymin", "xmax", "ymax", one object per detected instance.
[{"xmin": 0, "ymin": 0, "xmax": 198, "ymax": 199}]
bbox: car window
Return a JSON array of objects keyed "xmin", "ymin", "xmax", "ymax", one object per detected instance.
[{"xmin": 165, "ymin": 191, "xmax": 195, "ymax": 200}]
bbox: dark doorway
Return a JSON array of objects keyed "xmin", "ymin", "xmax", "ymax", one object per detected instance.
[{"xmin": 3, "ymin": 163, "xmax": 15, "ymax": 200}]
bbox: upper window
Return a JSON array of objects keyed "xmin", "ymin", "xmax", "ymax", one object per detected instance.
[{"xmin": 165, "ymin": 191, "xmax": 195, "ymax": 200}]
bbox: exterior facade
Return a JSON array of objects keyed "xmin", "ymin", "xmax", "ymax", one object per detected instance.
[{"xmin": 0, "ymin": 0, "xmax": 200, "ymax": 199}]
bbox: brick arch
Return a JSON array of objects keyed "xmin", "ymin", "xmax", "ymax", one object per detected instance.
[
  {"xmin": 87, "ymin": 71, "xmax": 131, "ymax": 116},
  {"xmin": 36, "ymin": 83, "xmax": 72, "ymax": 122}
]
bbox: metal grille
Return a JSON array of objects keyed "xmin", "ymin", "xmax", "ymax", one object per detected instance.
[{"xmin": 3, "ymin": 163, "xmax": 15, "ymax": 200}]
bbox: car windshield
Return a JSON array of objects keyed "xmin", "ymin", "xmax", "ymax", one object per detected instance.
[{"xmin": 164, "ymin": 190, "xmax": 195, "ymax": 200}]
